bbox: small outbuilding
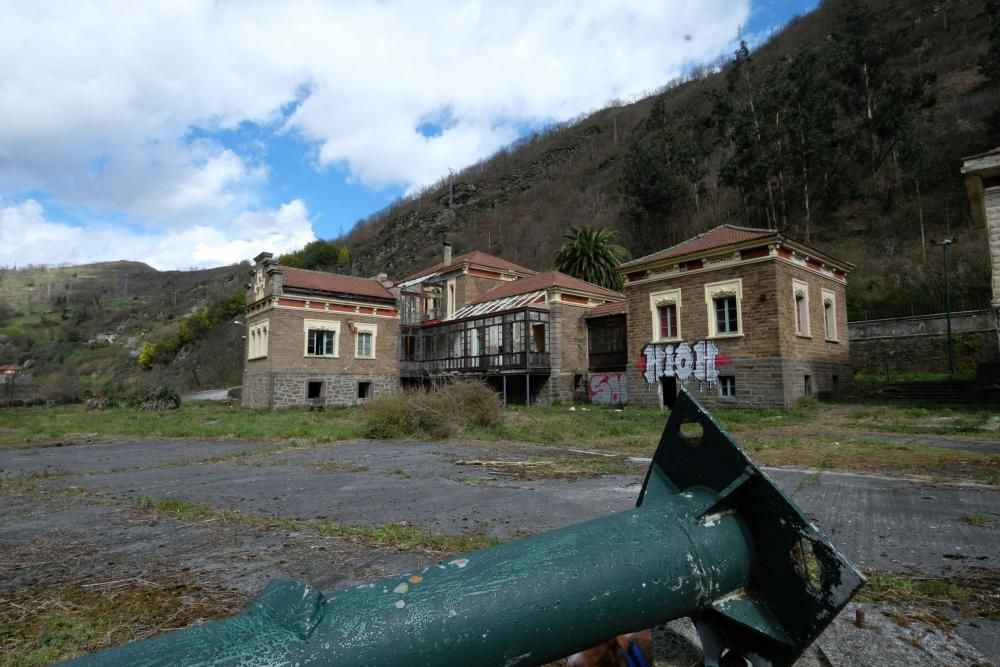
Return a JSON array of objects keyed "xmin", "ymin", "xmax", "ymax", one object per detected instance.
[
  {"xmin": 242, "ymin": 252, "xmax": 400, "ymax": 408},
  {"xmin": 618, "ymin": 225, "xmax": 853, "ymax": 409}
]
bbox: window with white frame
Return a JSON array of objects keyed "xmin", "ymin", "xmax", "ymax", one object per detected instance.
[
  {"xmin": 649, "ymin": 289, "xmax": 682, "ymax": 341},
  {"xmin": 354, "ymin": 322, "xmax": 377, "ymax": 359},
  {"xmin": 303, "ymin": 319, "xmax": 340, "ymax": 357},
  {"xmin": 822, "ymin": 289, "xmax": 838, "ymax": 341},
  {"xmin": 704, "ymin": 279, "xmax": 743, "ymax": 337},
  {"xmin": 446, "ymin": 279, "xmax": 457, "ymax": 318},
  {"xmin": 719, "ymin": 375, "xmax": 736, "ymax": 397},
  {"xmin": 248, "ymin": 319, "xmax": 269, "ymax": 360},
  {"xmin": 793, "ymin": 279, "xmax": 810, "ymax": 337}
]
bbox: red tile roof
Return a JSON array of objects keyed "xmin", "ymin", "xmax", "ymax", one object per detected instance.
[
  {"xmin": 468, "ymin": 271, "xmax": 623, "ymax": 305},
  {"xmin": 585, "ymin": 301, "xmax": 627, "ymax": 318},
  {"xmin": 281, "ymin": 267, "xmax": 394, "ymax": 301},
  {"xmin": 401, "ymin": 250, "xmax": 537, "ymax": 282},
  {"xmin": 620, "ymin": 225, "xmax": 776, "ymax": 270}
]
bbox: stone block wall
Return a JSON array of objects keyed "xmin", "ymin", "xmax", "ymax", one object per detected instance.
[
  {"xmin": 773, "ymin": 261, "xmax": 850, "ymax": 365},
  {"xmin": 544, "ymin": 301, "xmax": 591, "ymax": 404},
  {"xmin": 243, "ymin": 303, "xmax": 399, "ymax": 408},
  {"xmin": 626, "ymin": 261, "xmax": 781, "ymax": 408},
  {"xmin": 848, "ymin": 309, "xmax": 999, "ymax": 374},
  {"xmin": 987, "ymin": 184, "xmax": 1000, "ymax": 305}
]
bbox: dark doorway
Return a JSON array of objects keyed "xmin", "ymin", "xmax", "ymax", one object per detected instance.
[
  {"xmin": 357, "ymin": 381, "xmax": 372, "ymax": 400},
  {"xmin": 307, "ymin": 381, "xmax": 323, "ymax": 400},
  {"xmin": 660, "ymin": 376, "xmax": 677, "ymax": 408}
]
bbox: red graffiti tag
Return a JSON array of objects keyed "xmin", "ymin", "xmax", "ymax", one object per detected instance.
[{"xmin": 715, "ymin": 352, "xmax": 731, "ymax": 366}]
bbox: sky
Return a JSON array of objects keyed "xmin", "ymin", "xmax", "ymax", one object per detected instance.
[{"xmin": 0, "ymin": 0, "xmax": 817, "ymax": 270}]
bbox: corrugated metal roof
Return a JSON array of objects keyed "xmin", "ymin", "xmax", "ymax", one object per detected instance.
[
  {"xmin": 281, "ymin": 267, "xmax": 395, "ymax": 301},
  {"xmin": 448, "ymin": 290, "xmax": 546, "ymax": 320}
]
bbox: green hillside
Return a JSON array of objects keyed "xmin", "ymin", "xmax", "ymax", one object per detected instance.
[{"xmin": 0, "ymin": 262, "xmax": 246, "ymax": 402}]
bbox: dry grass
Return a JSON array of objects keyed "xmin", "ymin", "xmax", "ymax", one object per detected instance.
[
  {"xmin": 859, "ymin": 568, "xmax": 1000, "ymax": 620},
  {"xmin": 361, "ymin": 380, "xmax": 502, "ymax": 439}
]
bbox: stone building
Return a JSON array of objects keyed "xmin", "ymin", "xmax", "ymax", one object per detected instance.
[
  {"xmin": 242, "ymin": 252, "xmax": 399, "ymax": 408},
  {"xmin": 617, "ymin": 225, "xmax": 853, "ymax": 409},
  {"xmin": 962, "ymin": 147, "xmax": 1000, "ymax": 359},
  {"xmin": 397, "ymin": 246, "xmax": 624, "ymax": 403}
]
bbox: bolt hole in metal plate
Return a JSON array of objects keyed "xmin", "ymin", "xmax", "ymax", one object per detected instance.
[
  {"xmin": 678, "ymin": 420, "xmax": 704, "ymax": 447},
  {"xmin": 791, "ymin": 538, "xmax": 825, "ymax": 593}
]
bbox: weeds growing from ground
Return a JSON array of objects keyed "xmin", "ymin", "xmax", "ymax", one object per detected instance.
[{"xmin": 361, "ymin": 380, "xmax": 502, "ymax": 439}]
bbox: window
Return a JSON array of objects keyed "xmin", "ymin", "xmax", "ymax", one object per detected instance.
[
  {"xmin": 705, "ymin": 279, "xmax": 743, "ymax": 338},
  {"xmin": 354, "ymin": 323, "xmax": 377, "ymax": 359},
  {"xmin": 793, "ymin": 279, "xmax": 810, "ymax": 337},
  {"xmin": 303, "ymin": 319, "xmax": 339, "ymax": 357},
  {"xmin": 716, "ymin": 297, "xmax": 738, "ymax": 334},
  {"xmin": 248, "ymin": 319, "xmax": 269, "ymax": 360},
  {"xmin": 649, "ymin": 289, "xmax": 681, "ymax": 341},
  {"xmin": 720, "ymin": 376, "xmax": 736, "ymax": 397},
  {"xmin": 446, "ymin": 279, "xmax": 457, "ymax": 318},
  {"xmin": 307, "ymin": 382, "xmax": 323, "ymax": 400},
  {"xmin": 822, "ymin": 289, "xmax": 838, "ymax": 341},
  {"xmin": 357, "ymin": 381, "xmax": 372, "ymax": 400},
  {"xmin": 530, "ymin": 323, "xmax": 547, "ymax": 353},
  {"xmin": 401, "ymin": 335, "xmax": 416, "ymax": 361},
  {"xmin": 308, "ymin": 329, "xmax": 336, "ymax": 356}
]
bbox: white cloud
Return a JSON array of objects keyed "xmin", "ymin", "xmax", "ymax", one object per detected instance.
[
  {"xmin": 0, "ymin": 198, "xmax": 315, "ymax": 270},
  {"xmin": 0, "ymin": 1, "xmax": 750, "ymax": 265}
]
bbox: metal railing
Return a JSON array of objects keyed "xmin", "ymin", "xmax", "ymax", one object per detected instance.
[{"xmin": 401, "ymin": 351, "xmax": 550, "ymax": 376}]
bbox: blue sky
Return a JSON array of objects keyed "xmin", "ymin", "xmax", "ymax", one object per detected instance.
[{"xmin": 0, "ymin": 0, "xmax": 817, "ymax": 269}]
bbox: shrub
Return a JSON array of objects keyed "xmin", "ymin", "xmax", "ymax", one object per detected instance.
[
  {"xmin": 129, "ymin": 385, "xmax": 181, "ymax": 411},
  {"xmin": 84, "ymin": 385, "xmax": 181, "ymax": 411},
  {"xmin": 361, "ymin": 380, "xmax": 502, "ymax": 439}
]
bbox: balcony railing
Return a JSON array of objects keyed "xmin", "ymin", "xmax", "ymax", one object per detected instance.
[{"xmin": 401, "ymin": 351, "xmax": 550, "ymax": 376}]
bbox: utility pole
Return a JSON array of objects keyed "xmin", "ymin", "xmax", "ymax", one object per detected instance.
[{"xmin": 931, "ymin": 238, "xmax": 958, "ymax": 376}]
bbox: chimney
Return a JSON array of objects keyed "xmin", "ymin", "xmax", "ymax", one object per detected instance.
[{"xmin": 443, "ymin": 241, "xmax": 452, "ymax": 266}]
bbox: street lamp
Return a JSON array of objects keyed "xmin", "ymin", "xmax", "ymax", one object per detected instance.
[{"xmin": 930, "ymin": 237, "xmax": 958, "ymax": 376}]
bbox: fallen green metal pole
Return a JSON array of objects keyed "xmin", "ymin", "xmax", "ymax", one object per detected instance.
[{"xmin": 63, "ymin": 390, "xmax": 863, "ymax": 667}]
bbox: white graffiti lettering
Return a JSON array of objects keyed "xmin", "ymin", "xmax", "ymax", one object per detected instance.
[{"xmin": 642, "ymin": 340, "xmax": 721, "ymax": 388}]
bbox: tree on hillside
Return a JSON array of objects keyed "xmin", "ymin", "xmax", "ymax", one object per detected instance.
[
  {"xmin": 553, "ymin": 226, "xmax": 631, "ymax": 291},
  {"xmin": 278, "ymin": 241, "xmax": 350, "ymax": 272}
]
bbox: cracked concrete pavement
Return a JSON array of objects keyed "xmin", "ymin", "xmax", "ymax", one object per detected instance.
[{"xmin": 1, "ymin": 436, "xmax": 998, "ymax": 664}]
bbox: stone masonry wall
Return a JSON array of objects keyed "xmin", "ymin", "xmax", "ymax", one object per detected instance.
[
  {"xmin": 773, "ymin": 261, "xmax": 850, "ymax": 366},
  {"xmin": 273, "ymin": 372, "xmax": 397, "ymax": 407},
  {"xmin": 626, "ymin": 261, "xmax": 781, "ymax": 408},
  {"xmin": 542, "ymin": 301, "xmax": 591, "ymax": 403},
  {"xmin": 242, "ymin": 304, "xmax": 399, "ymax": 408},
  {"xmin": 987, "ymin": 185, "xmax": 1000, "ymax": 306},
  {"xmin": 849, "ymin": 309, "xmax": 999, "ymax": 374}
]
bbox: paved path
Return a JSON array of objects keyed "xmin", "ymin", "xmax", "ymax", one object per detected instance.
[{"xmin": 1, "ymin": 437, "xmax": 997, "ymax": 664}]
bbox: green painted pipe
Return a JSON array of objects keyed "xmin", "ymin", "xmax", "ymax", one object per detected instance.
[{"xmin": 63, "ymin": 390, "xmax": 863, "ymax": 666}]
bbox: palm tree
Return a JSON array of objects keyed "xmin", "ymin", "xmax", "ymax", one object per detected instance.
[{"xmin": 553, "ymin": 226, "xmax": 631, "ymax": 291}]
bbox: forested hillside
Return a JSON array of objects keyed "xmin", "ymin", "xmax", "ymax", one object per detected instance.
[
  {"xmin": 332, "ymin": 0, "xmax": 1000, "ymax": 318},
  {"xmin": 0, "ymin": 262, "xmax": 246, "ymax": 402}
]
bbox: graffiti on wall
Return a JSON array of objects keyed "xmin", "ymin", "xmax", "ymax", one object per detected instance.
[
  {"xmin": 637, "ymin": 341, "xmax": 729, "ymax": 389},
  {"xmin": 589, "ymin": 372, "xmax": 627, "ymax": 404}
]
